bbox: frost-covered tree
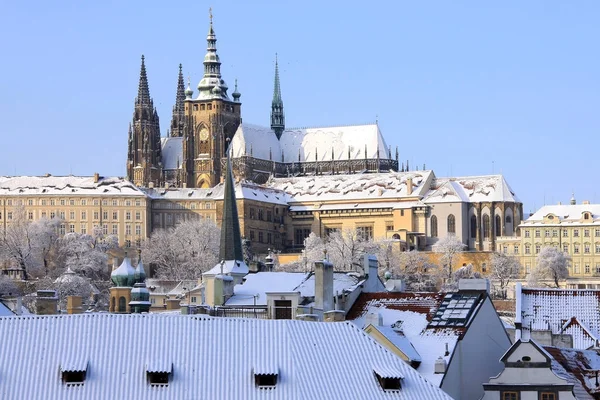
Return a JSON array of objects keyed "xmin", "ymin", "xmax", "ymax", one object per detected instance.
[
  {"xmin": 528, "ymin": 246, "xmax": 570, "ymax": 288},
  {"xmin": 142, "ymin": 218, "xmax": 220, "ymax": 280},
  {"xmin": 395, "ymin": 250, "xmax": 438, "ymax": 291},
  {"xmin": 490, "ymin": 252, "xmax": 521, "ymax": 298},
  {"xmin": 0, "ymin": 206, "xmax": 62, "ymax": 279},
  {"xmin": 433, "ymin": 235, "xmax": 466, "ymax": 281},
  {"xmin": 59, "ymin": 230, "xmax": 118, "ymax": 281},
  {"xmin": 304, "ymin": 233, "xmax": 325, "ymax": 263},
  {"xmin": 326, "ymin": 229, "xmax": 377, "ymax": 272}
]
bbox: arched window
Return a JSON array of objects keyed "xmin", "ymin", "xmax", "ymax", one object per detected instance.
[
  {"xmin": 495, "ymin": 215, "xmax": 502, "ymax": 237},
  {"xmin": 431, "ymin": 215, "xmax": 438, "ymax": 238},
  {"xmin": 505, "ymin": 215, "xmax": 512, "ymax": 223},
  {"xmin": 483, "ymin": 215, "xmax": 490, "ymax": 238},
  {"xmin": 118, "ymin": 296, "xmax": 127, "ymax": 313},
  {"xmin": 585, "ymin": 213, "xmax": 590, "ymax": 220},
  {"xmin": 447, "ymin": 214, "xmax": 456, "ymax": 234},
  {"xmin": 470, "ymin": 215, "xmax": 477, "ymax": 239}
]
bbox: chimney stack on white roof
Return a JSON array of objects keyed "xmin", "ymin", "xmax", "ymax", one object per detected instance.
[
  {"xmin": 93, "ymin": 172, "xmax": 99, "ymax": 183},
  {"xmin": 434, "ymin": 357, "xmax": 447, "ymax": 374},
  {"xmin": 406, "ymin": 177, "xmax": 413, "ymax": 195},
  {"xmin": 365, "ymin": 312, "xmax": 383, "ymax": 327},
  {"xmin": 362, "ymin": 254, "xmax": 381, "ymax": 293},
  {"xmin": 148, "ymin": 181, "xmax": 154, "ymax": 189},
  {"xmin": 458, "ymin": 278, "xmax": 490, "ymax": 293},
  {"xmin": 583, "ymin": 200, "xmax": 590, "ymax": 205},
  {"xmin": 314, "ymin": 260, "xmax": 334, "ymax": 315}
]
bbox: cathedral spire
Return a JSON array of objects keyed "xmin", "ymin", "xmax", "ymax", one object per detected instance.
[
  {"xmin": 219, "ymin": 156, "xmax": 243, "ymax": 262},
  {"xmin": 137, "ymin": 55, "xmax": 151, "ymax": 105},
  {"xmin": 270, "ymin": 53, "xmax": 285, "ymax": 139},
  {"xmin": 170, "ymin": 64, "xmax": 185, "ymax": 137},
  {"xmin": 197, "ymin": 8, "xmax": 229, "ymax": 100}
]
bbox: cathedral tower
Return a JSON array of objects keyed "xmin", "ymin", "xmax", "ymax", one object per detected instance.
[
  {"xmin": 270, "ymin": 54, "xmax": 285, "ymax": 139},
  {"xmin": 170, "ymin": 64, "xmax": 185, "ymax": 137},
  {"xmin": 126, "ymin": 55, "xmax": 162, "ymax": 187},
  {"xmin": 182, "ymin": 10, "xmax": 242, "ymax": 188}
]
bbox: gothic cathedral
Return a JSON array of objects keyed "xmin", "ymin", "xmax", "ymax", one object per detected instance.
[{"xmin": 126, "ymin": 12, "xmax": 241, "ymax": 188}]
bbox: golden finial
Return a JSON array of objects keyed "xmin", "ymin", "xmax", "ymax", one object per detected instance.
[{"xmin": 209, "ymin": 7, "xmax": 213, "ymax": 24}]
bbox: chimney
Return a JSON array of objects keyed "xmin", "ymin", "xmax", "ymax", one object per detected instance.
[
  {"xmin": 323, "ymin": 310, "xmax": 345, "ymax": 322},
  {"xmin": 557, "ymin": 201, "xmax": 562, "ymax": 205},
  {"xmin": 182, "ymin": 182, "xmax": 187, "ymax": 188},
  {"xmin": 66, "ymin": 296, "xmax": 83, "ymax": 314},
  {"xmin": 406, "ymin": 177, "xmax": 413, "ymax": 195},
  {"xmin": 36, "ymin": 290, "xmax": 58, "ymax": 315},
  {"xmin": 361, "ymin": 254, "xmax": 381, "ymax": 293},
  {"xmin": 165, "ymin": 182, "xmax": 170, "ymax": 190},
  {"xmin": 434, "ymin": 357, "xmax": 447, "ymax": 374},
  {"xmin": 165, "ymin": 298, "xmax": 181, "ymax": 310},
  {"xmin": 15, "ymin": 297, "xmax": 23, "ymax": 316},
  {"xmin": 93, "ymin": 172, "xmax": 100, "ymax": 183},
  {"xmin": 364, "ymin": 312, "xmax": 383, "ymax": 327},
  {"xmin": 314, "ymin": 260, "xmax": 334, "ymax": 314},
  {"xmin": 583, "ymin": 200, "xmax": 590, "ymax": 205},
  {"xmin": 148, "ymin": 181, "xmax": 154, "ymax": 189},
  {"xmin": 458, "ymin": 278, "xmax": 490, "ymax": 293}
]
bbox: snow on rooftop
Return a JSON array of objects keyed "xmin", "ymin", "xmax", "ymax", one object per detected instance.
[
  {"xmin": 230, "ymin": 123, "xmax": 391, "ymax": 163},
  {"xmin": 225, "ymin": 272, "xmax": 309, "ymax": 306},
  {"xmin": 0, "ymin": 176, "xmax": 144, "ymax": 196},
  {"xmin": 519, "ymin": 287, "xmax": 600, "ymax": 349},
  {"xmin": 268, "ymin": 171, "xmax": 432, "ymax": 203},
  {"xmin": 545, "ymin": 346, "xmax": 598, "ymax": 399},
  {"xmin": 160, "ymin": 137, "xmax": 183, "ymax": 170},
  {"xmin": 425, "ymin": 175, "xmax": 520, "ymax": 204},
  {"xmin": 525, "ymin": 203, "xmax": 600, "ymax": 224},
  {"xmin": 0, "ymin": 314, "xmax": 451, "ymax": 399},
  {"xmin": 294, "ymin": 272, "xmax": 361, "ymax": 299}
]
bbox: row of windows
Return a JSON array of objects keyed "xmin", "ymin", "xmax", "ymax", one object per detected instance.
[
  {"xmin": 524, "ymin": 228, "xmax": 600, "ymax": 238},
  {"xmin": 432, "ymin": 214, "xmax": 512, "ymax": 239},
  {"xmin": 57, "ymin": 223, "xmax": 143, "ymax": 236},
  {"xmin": 248, "ymin": 207, "xmax": 281, "ymax": 223},
  {"xmin": 153, "ymin": 202, "xmax": 213, "ymax": 210},
  {"xmin": 571, "ymin": 263, "xmax": 600, "ymax": 274},
  {"xmin": 249, "ymin": 230, "xmax": 275, "ymax": 244},
  {"xmin": 523, "ymin": 242, "xmax": 600, "ymax": 255},
  {"xmin": 0, "ymin": 210, "xmax": 143, "ymax": 221},
  {"xmin": 1, "ymin": 198, "xmax": 143, "ymax": 207},
  {"xmin": 430, "ymin": 215, "xmax": 455, "ymax": 237},
  {"xmin": 191, "ymin": 103, "xmax": 235, "ymax": 112}
]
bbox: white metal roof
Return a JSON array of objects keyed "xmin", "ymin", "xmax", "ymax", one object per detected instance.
[{"xmin": 0, "ymin": 314, "xmax": 450, "ymax": 399}]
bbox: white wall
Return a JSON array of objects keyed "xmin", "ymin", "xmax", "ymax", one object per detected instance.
[{"xmin": 441, "ymin": 297, "xmax": 512, "ymax": 400}]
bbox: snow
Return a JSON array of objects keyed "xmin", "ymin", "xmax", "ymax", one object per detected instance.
[
  {"xmin": 230, "ymin": 123, "xmax": 391, "ymax": 164},
  {"xmin": 425, "ymin": 175, "xmax": 520, "ymax": 203},
  {"xmin": 268, "ymin": 171, "xmax": 432, "ymax": 203},
  {"xmin": 0, "ymin": 175, "xmax": 144, "ymax": 196},
  {"xmin": 375, "ymin": 325, "xmax": 422, "ymax": 363},
  {"xmin": 225, "ymin": 272, "xmax": 308, "ymax": 306},
  {"xmin": 203, "ymin": 259, "xmax": 249, "ymax": 276},
  {"xmin": 525, "ymin": 204, "xmax": 600, "ymax": 225},
  {"xmin": 160, "ymin": 137, "xmax": 183, "ymax": 170}
]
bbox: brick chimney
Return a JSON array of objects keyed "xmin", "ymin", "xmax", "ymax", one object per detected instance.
[
  {"xmin": 406, "ymin": 177, "xmax": 413, "ymax": 195},
  {"xmin": 36, "ymin": 290, "xmax": 58, "ymax": 315},
  {"xmin": 66, "ymin": 296, "xmax": 83, "ymax": 314},
  {"xmin": 93, "ymin": 172, "xmax": 100, "ymax": 183}
]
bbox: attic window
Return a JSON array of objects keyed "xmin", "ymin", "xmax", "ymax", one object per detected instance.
[
  {"xmin": 521, "ymin": 356, "xmax": 531, "ymax": 362},
  {"xmin": 374, "ymin": 372, "xmax": 401, "ymax": 391},
  {"xmin": 255, "ymin": 373, "xmax": 278, "ymax": 388},
  {"xmin": 147, "ymin": 371, "xmax": 170, "ymax": 386},
  {"xmin": 62, "ymin": 370, "xmax": 86, "ymax": 385},
  {"xmin": 146, "ymin": 362, "xmax": 172, "ymax": 386}
]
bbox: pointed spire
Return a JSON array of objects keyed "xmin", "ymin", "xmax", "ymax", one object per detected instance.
[
  {"xmin": 219, "ymin": 157, "xmax": 244, "ymax": 262},
  {"xmin": 170, "ymin": 64, "xmax": 186, "ymax": 137},
  {"xmin": 232, "ymin": 78, "xmax": 241, "ymax": 102},
  {"xmin": 175, "ymin": 64, "xmax": 185, "ymax": 107},
  {"xmin": 271, "ymin": 53, "xmax": 285, "ymax": 139},
  {"xmin": 197, "ymin": 8, "xmax": 229, "ymax": 99},
  {"xmin": 137, "ymin": 55, "xmax": 151, "ymax": 105}
]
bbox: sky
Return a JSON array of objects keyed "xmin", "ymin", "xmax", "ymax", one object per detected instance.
[{"xmin": 0, "ymin": 1, "xmax": 598, "ymax": 212}]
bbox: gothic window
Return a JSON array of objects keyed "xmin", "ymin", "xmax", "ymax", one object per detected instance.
[
  {"xmin": 431, "ymin": 215, "xmax": 438, "ymax": 238},
  {"xmin": 483, "ymin": 215, "xmax": 490, "ymax": 238},
  {"xmin": 447, "ymin": 214, "xmax": 455, "ymax": 234},
  {"xmin": 505, "ymin": 215, "xmax": 512, "ymax": 223},
  {"xmin": 495, "ymin": 215, "xmax": 502, "ymax": 237},
  {"xmin": 470, "ymin": 215, "xmax": 477, "ymax": 238}
]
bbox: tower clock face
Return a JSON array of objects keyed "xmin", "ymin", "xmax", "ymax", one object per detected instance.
[{"xmin": 199, "ymin": 128, "xmax": 209, "ymax": 141}]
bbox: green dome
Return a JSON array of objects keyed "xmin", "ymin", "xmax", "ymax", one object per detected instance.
[{"xmin": 110, "ymin": 257, "xmax": 135, "ymax": 287}]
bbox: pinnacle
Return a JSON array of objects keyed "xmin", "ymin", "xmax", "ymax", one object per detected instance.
[
  {"xmin": 137, "ymin": 55, "xmax": 151, "ymax": 105},
  {"xmin": 219, "ymin": 157, "xmax": 244, "ymax": 262}
]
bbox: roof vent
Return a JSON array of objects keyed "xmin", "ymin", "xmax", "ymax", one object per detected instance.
[
  {"xmin": 434, "ymin": 357, "xmax": 447, "ymax": 374},
  {"xmin": 146, "ymin": 362, "xmax": 172, "ymax": 386},
  {"xmin": 61, "ymin": 361, "xmax": 88, "ymax": 386},
  {"xmin": 254, "ymin": 362, "xmax": 278, "ymax": 388},
  {"xmin": 373, "ymin": 366, "xmax": 403, "ymax": 391}
]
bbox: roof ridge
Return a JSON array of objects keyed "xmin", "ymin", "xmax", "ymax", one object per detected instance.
[{"xmin": 286, "ymin": 122, "xmax": 377, "ymax": 131}]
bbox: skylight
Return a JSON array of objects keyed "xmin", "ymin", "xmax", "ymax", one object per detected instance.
[{"xmin": 428, "ymin": 293, "xmax": 481, "ymax": 328}]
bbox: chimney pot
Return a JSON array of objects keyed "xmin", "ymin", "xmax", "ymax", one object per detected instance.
[{"xmin": 93, "ymin": 172, "xmax": 100, "ymax": 183}]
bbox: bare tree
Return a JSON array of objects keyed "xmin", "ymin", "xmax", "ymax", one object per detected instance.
[
  {"xmin": 490, "ymin": 252, "xmax": 521, "ymax": 298},
  {"xmin": 528, "ymin": 246, "xmax": 570, "ymax": 288},
  {"xmin": 59, "ymin": 231, "xmax": 118, "ymax": 281},
  {"xmin": 142, "ymin": 218, "xmax": 220, "ymax": 280},
  {"xmin": 433, "ymin": 235, "xmax": 466, "ymax": 282},
  {"xmin": 326, "ymin": 229, "xmax": 377, "ymax": 272}
]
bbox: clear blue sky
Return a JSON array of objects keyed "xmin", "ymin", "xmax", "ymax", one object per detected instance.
[{"xmin": 1, "ymin": 1, "xmax": 598, "ymax": 212}]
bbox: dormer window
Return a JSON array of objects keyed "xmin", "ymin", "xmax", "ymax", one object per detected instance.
[
  {"xmin": 373, "ymin": 366, "xmax": 403, "ymax": 392},
  {"xmin": 255, "ymin": 373, "xmax": 278, "ymax": 388},
  {"xmin": 61, "ymin": 361, "xmax": 88, "ymax": 386},
  {"xmin": 146, "ymin": 362, "xmax": 172, "ymax": 386},
  {"xmin": 584, "ymin": 213, "xmax": 590, "ymax": 220},
  {"xmin": 254, "ymin": 364, "xmax": 278, "ymax": 388}
]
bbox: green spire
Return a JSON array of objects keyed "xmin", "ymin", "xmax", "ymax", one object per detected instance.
[
  {"xmin": 219, "ymin": 157, "xmax": 243, "ymax": 261},
  {"xmin": 270, "ymin": 53, "xmax": 285, "ymax": 139},
  {"xmin": 197, "ymin": 8, "xmax": 229, "ymax": 100}
]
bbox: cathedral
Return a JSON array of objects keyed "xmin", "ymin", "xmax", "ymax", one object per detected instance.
[{"xmin": 126, "ymin": 13, "xmax": 399, "ymax": 189}]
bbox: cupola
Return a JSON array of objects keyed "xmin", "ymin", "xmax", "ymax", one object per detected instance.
[{"xmin": 110, "ymin": 256, "xmax": 135, "ymax": 287}]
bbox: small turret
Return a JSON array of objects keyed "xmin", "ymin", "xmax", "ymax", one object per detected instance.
[
  {"xmin": 129, "ymin": 250, "xmax": 151, "ymax": 313},
  {"xmin": 110, "ymin": 256, "xmax": 135, "ymax": 287},
  {"xmin": 185, "ymin": 76, "xmax": 193, "ymax": 99},
  {"xmin": 232, "ymin": 79, "xmax": 241, "ymax": 102},
  {"xmin": 570, "ymin": 193, "xmax": 576, "ymax": 205}
]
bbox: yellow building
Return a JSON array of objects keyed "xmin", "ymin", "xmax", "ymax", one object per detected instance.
[{"xmin": 497, "ymin": 198, "xmax": 600, "ymax": 288}]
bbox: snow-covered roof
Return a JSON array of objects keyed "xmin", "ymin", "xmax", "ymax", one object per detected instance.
[
  {"xmin": 424, "ymin": 175, "xmax": 520, "ymax": 204},
  {"xmin": 268, "ymin": 171, "xmax": 433, "ymax": 204},
  {"xmin": 225, "ymin": 272, "xmax": 309, "ymax": 306},
  {"xmin": 0, "ymin": 176, "xmax": 145, "ymax": 197},
  {"xmin": 203, "ymin": 259, "xmax": 248, "ymax": 276},
  {"xmin": 294, "ymin": 272, "xmax": 361, "ymax": 299},
  {"xmin": 348, "ymin": 292, "xmax": 460, "ymax": 386},
  {"xmin": 517, "ymin": 286, "xmax": 600, "ymax": 349},
  {"xmin": 372, "ymin": 325, "xmax": 422, "ymax": 363},
  {"xmin": 0, "ymin": 314, "xmax": 450, "ymax": 399},
  {"xmin": 524, "ymin": 204, "xmax": 600, "ymax": 225},
  {"xmin": 160, "ymin": 137, "xmax": 183, "ymax": 170},
  {"xmin": 230, "ymin": 123, "xmax": 390, "ymax": 163},
  {"xmin": 143, "ymin": 182, "xmax": 289, "ymax": 205},
  {"xmin": 545, "ymin": 346, "xmax": 598, "ymax": 399}
]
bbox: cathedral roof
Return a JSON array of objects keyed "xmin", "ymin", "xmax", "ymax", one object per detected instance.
[
  {"xmin": 160, "ymin": 137, "xmax": 183, "ymax": 170},
  {"xmin": 424, "ymin": 175, "xmax": 521, "ymax": 204},
  {"xmin": 230, "ymin": 123, "xmax": 390, "ymax": 163}
]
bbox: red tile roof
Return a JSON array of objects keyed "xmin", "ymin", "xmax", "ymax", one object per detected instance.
[{"xmin": 346, "ymin": 292, "xmax": 444, "ymax": 321}]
